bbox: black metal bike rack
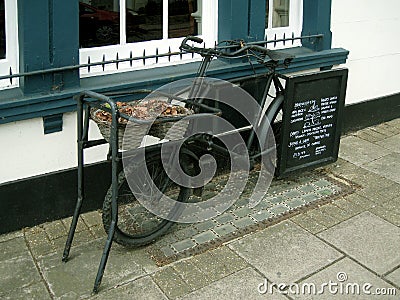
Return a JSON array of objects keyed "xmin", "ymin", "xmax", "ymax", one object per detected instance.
[{"xmin": 61, "ymin": 87, "xmax": 222, "ymax": 293}]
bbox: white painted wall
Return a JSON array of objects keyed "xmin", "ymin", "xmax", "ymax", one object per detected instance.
[
  {"xmin": 331, "ymin": 0, "xmax": 400, "ymax": 104},
  {"xmin": 0, "ymin": 113, "xmax": 108, "ymax": 184}
]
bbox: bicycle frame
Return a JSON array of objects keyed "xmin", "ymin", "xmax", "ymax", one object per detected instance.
[{"xmin": 184, "ymin": 46, "xmax": 288, "ymax": 165}]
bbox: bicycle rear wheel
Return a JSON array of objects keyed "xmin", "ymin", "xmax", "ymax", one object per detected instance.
[{"xmin": 102, "ymin": 150, "xmax": 193, "ymax": 247}]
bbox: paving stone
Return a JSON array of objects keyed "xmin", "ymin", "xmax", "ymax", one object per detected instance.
[
  {"xmin": 386, "ymin": 119, "xmax": 400, "ymax": 130},
  {"xmin": 290, "ymin": 213, "xmax": 327, "ymax": 234},
  {"xmin": 368, "ymin": 205, "xmax": 400, "ymax": 227},
  {"xmin": 181, "ymin": 267, "xmax": 287, "ymax": 300},
  {"xmin": 232, "ymin": 216, "xmax": 256, "ymax": 228},
  {"xmin": 286, "ymin": 198, "xmax": 306, "ymax": 209},
  {"xmin": 301, "ymin": 193, "xmax": 320, "ymax": 203},
  {"xmin": 191, "ymin": 246, "xmax": 247, "ymax": 282},
  {"xmin": 269, "ymin": 196, "xmax": 285, "ymax": 204},
  {"xmin": 153, "ymin": 232, "xmax": 180, "ymax": 248},
  {"xmin": 282, "ymin": 190, "xmax": 302, "ymax": 199},
  {"xmin": 318, "ymin": 212, "xmax": 400, "ymax": 275},
  {"xmin": 252, "ymin": 210, "xmax": 273, "ymax": 222},
  {"xmin": 215, "ymin": 212, "xmax": 236, "ymax": 224},
  {"xmin": 352, "ymin": 191, "xmax": 381, "ymax": 208},
  {"xmin": 318, "ymin": 203, "xmax": 358, "ymax": 223},
  {"xmin": 0, "ymin": 281, "xmax": 51, "ymax": 300},
  {"xmin": 94, "ymin": 276, "xmax": 167, "ymax": 300},
  {"xmin": 322, "ymin": 158, "xmax": 357, "ymax": 176},
  {"xmin": 294, "ymin": 258, "xmax": 398, "ymax": 300},
  {"xmin": 0, "ymin": 252, "xmax": 42, "ymax": 296},
  {"xmin": 193, "ymin": 230, "xmax": 217, "ymax": 244},
  {"xmin": 61, "ymin": 216, "xmax": 88, "ymax": 233},
  {"xmin": 363, "ymin": 153, "xmax": 400, "ymax": 184},
  {"xmin": 194, "ymin": 220, "xmax": 217, "ymax": 232},
  {"xmin": 25, "ymin": 230, "xmax": 54, "ymax": 258},
  {"xmin": 377, "ymin": 183, "xmax": 400, "ymax": 202},
  {"xmin": 0, "ymin": 236, "xmax": 29, "ymax": 261},
  {"xmin": 232, "ymin": 206, "xmax": 253, "ymax": 218},
  {"xmin": 313, "ymin": 179, "xmax": 332, "ymax": 188},
  {"xmin": 37, "ymin": 239, "xmax": 144, "ymax": 298},
  {"xmin": 316, "ymin": 188, "xmax": 335, "ymax": 197},
  {"xmin": 81, "ymin": 210, "xmax": 103, "ymax": 228},
  {"xmin": 213, "ymin": 223, "xmax": 237, "ymax": 236},
  {"xmin": 43, "ymin": 220, "xmax": 67, "ymax": 240},
  {"xmin": 173, "ymin": 260, "xmax": 210, "ymax": 290},
  {"xmin": 174, "ymin": 226, "xmax": 199, "ymax": 240},
  {"xmin": 377, "ymin": 134, "xmax": 400, "ymax": 154},
  {"xmin": 299, "ymin": 184, "xmax": 316, "ymax": 193},
  {"xmin": 386, "ymin": 267, "xmax": 400, "ymax": 288},
  {"xmin": 333, "ymin": 197, "xmax": 364, "ymax": 216},
  {"xmin": 305, "ymin": 208, "xmax": 341, "ymax": 228},
  {"xmin": 356, "ymin": 128, "xmax": 388, "ymax": 143},
  {"xmin": 124, "ymin": 247, "xmax": 159, "ymax": 274},
  {"xmin": 346, "ymin": 168, "xmax": 387, "ymax": 188},
  {"xmin": 152, "ymin": 266, "xmax": 192, "ymax": 299},
  {"xmin": 160, "ymin": 245, "xmax": 176, "ymax": 257},
  {"xmin": 254, "ymin": 199, "xmax": 274, "ymax": 210},
  {"xmin": 0, "ymin": 230, "xmax": 23, "ymax": 243},
  {"xmin": 171, "ymin": 239, "xmax": 196, "ymax": 252},
  {"xmin": 89, "ymin": 224, "xmax": 107, "ymax": 239},
  {"xmin": 268, "ymin": 204, "xmax": 290, "ymax": 216},
  {"xmin": 229, "ymin": 221, "xmax": 342, "ymax": 283},
  {"xmin": 339, "ymin": 136, "xmax": 391, "ymax": 166},
  {"xmin": 374, "ymin": 123, "xmax": 400, "ymax": 136}
]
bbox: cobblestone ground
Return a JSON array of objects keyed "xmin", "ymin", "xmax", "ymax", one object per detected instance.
[{"xmin": 1, "ymin": 118, "xmax": 400, "ymax": 299}]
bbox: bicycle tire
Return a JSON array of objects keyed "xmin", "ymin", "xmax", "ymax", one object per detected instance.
[{"xmin": 102, "ymin": 149, "xmax": 194, "ymax": 247}]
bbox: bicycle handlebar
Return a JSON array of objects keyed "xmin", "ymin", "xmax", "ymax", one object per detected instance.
[{"xmin": 180, "ymin": 36, "xmax": 294, "ymax": 64}]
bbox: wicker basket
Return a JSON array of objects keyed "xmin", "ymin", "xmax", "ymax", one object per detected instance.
[
  {"xmin": 90, "ymin": 108, "xmax": 150, "ymax": 149},
  {"xmin": 90, "ymin": 104, "xmax": 193, "ymax": 149},
  {"xmin": 149, "ymin": 108, "xmax": 193, "ymax": 140}
]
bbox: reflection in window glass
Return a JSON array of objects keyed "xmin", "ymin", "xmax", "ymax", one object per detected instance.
[
  {"xmin": 265, "ymin": 0, "xmax": 269, "ymax": 28},
  {"xmin": 126, "ymin": 0, "xmax": 162, "ymax": 43},
  {"xmin": 0, "ymin": 0, "xmax": 5, "ymax": 58},
  {"xmin": 272, "ymin": 0, "xmax": 289, "ymax": 28},
  {"xmin": 168, "ymin": 0, "xmax": 197, "ymax": 39},
  {"xmin": 79, "ymin": 0, "xmax": 120, "ymax": 48}
]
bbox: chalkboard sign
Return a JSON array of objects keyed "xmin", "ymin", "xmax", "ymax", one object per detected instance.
[{"xmin": 277, "ymin": 68, "xmax": 348, "ymax": 177}]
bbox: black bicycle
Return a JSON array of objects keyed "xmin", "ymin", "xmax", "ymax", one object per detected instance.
[
  {"xmin": 99, "ymin": 36, "xmax": 295, "ymax": 247},
  {"xmin": 63, "ymin": 36, "xmax": 295, "ymax": 293}
]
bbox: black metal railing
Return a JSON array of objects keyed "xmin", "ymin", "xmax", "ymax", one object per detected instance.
[{"xmin": 0, "ymin": 34, "xmax": 323, "ymax": 85}]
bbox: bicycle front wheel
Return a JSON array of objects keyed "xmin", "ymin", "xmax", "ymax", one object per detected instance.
[{"xmin": 102, "ymin": 150, "xmax": 193, "ymax": 247}]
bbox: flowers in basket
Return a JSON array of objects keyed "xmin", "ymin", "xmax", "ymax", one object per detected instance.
[{"xmin": 91, "ymin": 99, "xmax": 192, "ymax": 148}]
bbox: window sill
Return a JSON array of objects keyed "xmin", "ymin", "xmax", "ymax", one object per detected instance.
[{"xmin": 0, "ymin": 47, "xmax": 349, "ymax": 126}]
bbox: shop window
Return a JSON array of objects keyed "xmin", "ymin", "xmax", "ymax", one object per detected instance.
[
  {"xmin": 265, "ymin": 0, "xmax": 302, "ymax": 48},
  {"xmin": 0, "ymin": 0, "xmax": 19, "ymax": 89},
  {"xmin": 79, "ymin": 0, "xmax": 217, "ymax": 77}
]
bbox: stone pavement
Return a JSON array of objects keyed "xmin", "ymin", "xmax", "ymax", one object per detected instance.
[{"xmin": 1, "ymin": 118, "xmax": 400, "ymax": 299}]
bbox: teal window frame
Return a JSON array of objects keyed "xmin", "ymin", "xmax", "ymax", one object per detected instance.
[{"xmin": 0, "ymin": 0, "xmax": 348, "ymax": 132}]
